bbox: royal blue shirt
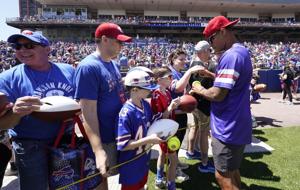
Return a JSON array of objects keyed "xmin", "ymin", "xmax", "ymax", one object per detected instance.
[
  {"xmin": 116, "ymin": 100, "xmax": 153, "ymax": 185},
  {"xmin": 168, "ymin": 65, "xmax": 184, "ymax": 99},
  {"xmin": 0, "ymin": 63, "xmax": 75, "ymax": 139},
  {"xmin": 74, "ymin": 52, "xmax": 125, "ymax": 143}
]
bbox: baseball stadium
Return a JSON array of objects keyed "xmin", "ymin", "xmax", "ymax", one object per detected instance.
[
  {"xmin": 6, "ymin": 0, "xmax": 300, "ymax": 42},
  {"xmin": 1, "ymin": 0, "xmax": 300, "ymax": 190}
]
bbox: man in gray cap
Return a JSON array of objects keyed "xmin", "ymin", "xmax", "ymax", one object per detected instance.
[
  {"xmin": 187, "ymin": 41, "xmax": 216, "ymax": 173},
  {"xmin": 0, "ymin": 30, "xmax": 75, "ymax": 189}
]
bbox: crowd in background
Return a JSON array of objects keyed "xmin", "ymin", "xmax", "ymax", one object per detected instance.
[
  {"xmin": 8, "ymin": 15, "xmax": 300, "ymax": 27},
  {"xmin": 1, "ymin": 39, "xmax": 300, "ymax": 73}
]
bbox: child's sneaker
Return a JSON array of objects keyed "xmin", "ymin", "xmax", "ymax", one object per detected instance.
[
  {"xmin": 176, "ymin": 168, "xmax": 189, "ymax": 181},
  {"xmin": 185, "ymin": 151, "xmax": 201, "ymax": 160},
  {"xmin": 198, "ymin": 162, "xmax": 215, "ymax": 173},
  {"xmin": 155, "ymin": 177, "xmax": 166, "ymax": 189},
  {"xmin": 167, "ymin": 181, "xmax": 176, "ymax": 190}
]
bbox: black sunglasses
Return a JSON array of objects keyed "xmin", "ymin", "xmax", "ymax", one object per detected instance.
[{"xmin": 12, "ymin": 43, "xmax": 41, "ymax": 50}]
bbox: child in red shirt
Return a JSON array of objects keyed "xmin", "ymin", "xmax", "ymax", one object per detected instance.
[{"xmin": 151, "ymin": 67, "xmax": 180, "ymax": 190}]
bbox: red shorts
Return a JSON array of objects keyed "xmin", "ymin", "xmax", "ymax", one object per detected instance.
[
  {"xmin": 121, "ymin": 174, "xmax": 148, "ymax": 190},
  {"xmin": 159, "ymin": 142, "xmax": 175, "ymax": 154}
]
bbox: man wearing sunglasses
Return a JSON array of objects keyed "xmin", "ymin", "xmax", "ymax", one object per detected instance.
[
  {"xmin": 0, "ymin": 30, "xmax": 75, "ymax": 189},
  {"xmin": 74, "ymin": 23, "xmax": 131, "ymax": 190},
  {"xmin": 191, "ymin": 16, "xmax": 253, "ymax": 190}
]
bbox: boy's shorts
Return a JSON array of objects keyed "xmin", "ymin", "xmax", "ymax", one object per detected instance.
[
  {"xmin": 211, "ymin": 136, "xmax": 245, "ymax": 173},
  {"xmin": 121, "ymin": 173, "xmax": 148, "ymax": 190}
]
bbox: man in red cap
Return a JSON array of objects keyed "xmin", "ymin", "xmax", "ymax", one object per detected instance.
[
  {"xmin": 191, "ymin": 16, "xmax": 253, "ymax": 190},
  {"xmin": 74, "ymin": 23, "xmax": 131, "ymax": 190}
]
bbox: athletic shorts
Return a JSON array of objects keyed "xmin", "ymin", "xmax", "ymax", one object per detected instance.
[
  {"xmin": 102, "ymin": 142, "xmax": 118, "ymax": 176},
  {"xmin": 192, "ymin": 109, "xmax": 210, "ymax": 130},
  {"xmin": 121, "ymin": 173, "xmax": 148, "ymax": 190},
  {"xmin": 211, "ymin": 136, "xmax": 245, "ymax": 173}
]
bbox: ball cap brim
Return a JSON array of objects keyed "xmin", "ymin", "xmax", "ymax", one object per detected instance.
[{"xmin": 7, "ymin": 30, "xmax": 50, "ymax": 46}]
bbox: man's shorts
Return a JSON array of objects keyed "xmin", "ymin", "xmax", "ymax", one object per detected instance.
[
  {"xmin": 192, "ymin": 109, "xmax": 210, "ymax": 130},
  {"xmin": 102, "ymin": 142, "xmax": 118, "ymax": 176},
  {"xmin": 211, "ymin": 136, "xmax": 245, "ymax": 173}
]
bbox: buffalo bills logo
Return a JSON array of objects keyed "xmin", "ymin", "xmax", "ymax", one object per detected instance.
[
  {"xmin": 84, "ymin": 158, "xmax": 97, "ymax": 176},
  {"xmin": 133, "ymin": 78, "xmax": 140, "ymax": 84},
  {"xmin": 22, "ymin": 30, "xmax": 33, "ymax": 35},
  {"xmin": 52, "ymin": 165, "xmax": 75, "ymax": 182},
  {"xmin": 117, "ymin": 26, "xmax": 123, "ymax": 33}
]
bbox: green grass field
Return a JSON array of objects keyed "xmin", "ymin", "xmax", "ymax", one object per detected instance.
[{"xmin": 147, "ymin": 127, "xmax": 300, "ymax": 190}]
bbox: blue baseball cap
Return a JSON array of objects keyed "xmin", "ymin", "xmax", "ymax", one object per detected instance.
[{"xmin": 7, "ymin": 30, "xmax": 50, "ymax": 46}]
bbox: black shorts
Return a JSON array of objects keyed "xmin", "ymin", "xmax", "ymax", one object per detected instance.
[{"xmin": 211, "ymin": 136, "xmax": 245, "ymax": 173}]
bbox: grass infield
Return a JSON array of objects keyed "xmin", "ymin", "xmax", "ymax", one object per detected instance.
[{"xmin": 147, "ymin": 127, "xmax": 300, "ymax": 190}]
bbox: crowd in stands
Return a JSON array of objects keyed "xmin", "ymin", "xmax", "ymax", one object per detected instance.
[
  {"xmin": 7, "ymin": 15, "xmax": 300, "ymax": 27},
  {"xmin": 1, "ymin": 39, "xmax": 300, "ymax": 73}
]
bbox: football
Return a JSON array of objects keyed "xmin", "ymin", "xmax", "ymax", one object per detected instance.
[
  {"xmin": 253, "ymin": 84, "xmax": 267, "ymax": 92},
  {"xmin": 31, "ymin": 96, "xmax": 81, "ymax": 122},
  {"xmin": 178, "ymin": 95, "xmax": 198, "ymax": 113},
  {"xmin": 0, "ymin": 92, "xmax": 9, "ymax": 115},
  {"xmin": 147, "ymin": 119, "xmax": 179, "ymax": 139}
]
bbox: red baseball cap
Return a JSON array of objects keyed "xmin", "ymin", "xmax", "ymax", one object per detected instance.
[
  {"xmin": 203, "ymin": 16, "xmax": 239, "ymax": 38},
  {"xmin": 95, "ymin": 23, "xmax": 132, "ymax": 42}
]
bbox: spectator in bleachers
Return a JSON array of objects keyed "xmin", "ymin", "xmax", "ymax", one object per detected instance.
[{"xmin": 1, "ymin": 39, "xmax": 300, "ymax": 73}]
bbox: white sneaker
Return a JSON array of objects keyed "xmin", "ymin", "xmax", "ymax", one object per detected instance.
[
  {"xmin": 176, "ymin": 168, "xmax": 189, "ymax": 181},
  {"xmin": 284, "ymin": 101, "xmax": 293, "ymax": 105}
]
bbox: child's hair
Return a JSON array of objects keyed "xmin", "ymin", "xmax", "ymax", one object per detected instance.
[
  {"xmin": 167, "ymin": 49, "xmax": 187, "ymax": 65},
  {"xmin": 152, "ymin": 67, "xmax": 172, "ymax": 81}
]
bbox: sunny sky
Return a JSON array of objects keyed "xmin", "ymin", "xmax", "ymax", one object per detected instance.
[{"xmin": 0, "ymin": 0, "xmax": 20, "ymax": 41}]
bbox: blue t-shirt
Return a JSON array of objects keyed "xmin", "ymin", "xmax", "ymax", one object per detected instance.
[
  {"xmin": 211, "ymin": 43, "xmax": 252, "ymax": 145},
  {"xmin": 74, "ymin": 52, "xmax": 125, "ymax": 143},
  {"xmin": 0, "ymin": 62, "xmax": 75, "ymax": 139},
  {"xmin": 168, "ymin": 65, "xmax": 184, "ymax": 99},
  {"xmin": 116, "ymin": 99, "xmax": 153, "ymax": 185},
  {"xmin": 119, "ymin": 56, "xmax": 128, "ymax": 67}
]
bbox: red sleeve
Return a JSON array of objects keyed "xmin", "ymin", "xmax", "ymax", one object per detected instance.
[{"xmin": 151, "ymin": 90, "xmax": 164, "ymax": 114}]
